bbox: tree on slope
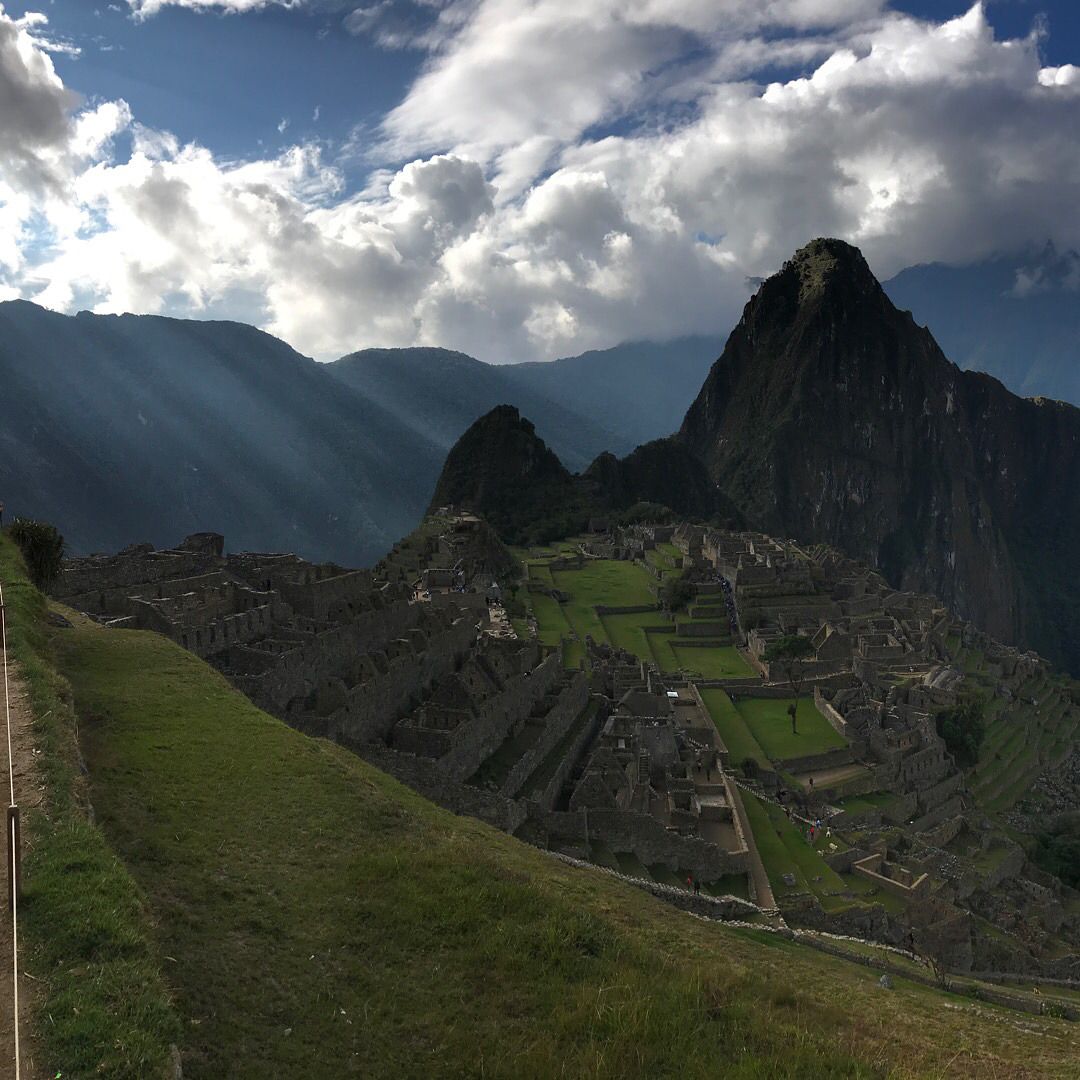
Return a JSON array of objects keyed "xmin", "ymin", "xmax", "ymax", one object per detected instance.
[
  {"xmin": 5, "ymin": 518, "xmax": 65, "ymax": 592},
  {"xmin": 764, "ymin": 633, "xmax": 814, "ymax": 734}
]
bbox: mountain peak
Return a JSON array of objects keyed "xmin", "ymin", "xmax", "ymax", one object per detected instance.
[
  {"xmin": 785, "ymin": 237, "xmax": 881, "ymax": 303},
  {"xmin": 426, "ymin": 406, "xmax": 577, "ymax": 543}
]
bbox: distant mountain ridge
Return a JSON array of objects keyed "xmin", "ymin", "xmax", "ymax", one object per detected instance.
[
  {"xmin": 327, "ymin": 335, "xmax": 722, "ymax": 472},
  {"xmin": 0, "ymin": 300, "xmax": 716, "ymax": 564},
  {"xmin": 0, "ymin": 300, "xmax": 444, "ymax": 564},
  {"xmin": 884, "ymin": 244, "xmax": 1080, "ymax": 407},
  {"xmin": 327, "ymin": 346, "xmax": 635, "ymax": 472}
]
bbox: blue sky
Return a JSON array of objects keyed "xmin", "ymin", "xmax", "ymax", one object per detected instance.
[{"xmin": 0, "ymin": 1, "xmax": 1079, "ymax": 362}]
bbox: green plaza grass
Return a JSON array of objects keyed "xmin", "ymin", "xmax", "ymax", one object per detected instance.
[
  {"xmin": 834, "ymin": 792, "xmax": 899, "ymax": 816},
  {"xmin": 528, "ymin": 589, "xmax": 570, "ymax": 645},
  {"xmin": 550, "ymin": 560, "xmax": 658, "ymax": 645},
  {"xmin": 733, "ymin": 696, "xmax": 846, "ymax": 760},
  {"xmin": 601, "ymin": 611, "xmax": 670, "ymax": 656},
  {"xmin": 669, "ymin": 643, "xmax": 754, "ymax": 678},
  {"xmin": 700, "ymin": 688, "xmax": 769, "ymax": 769},
  {"xmin": 551, "ymin": 560, "xmax": 657, "ymax": 606},
  {"xmin": 10, "ymin": 557, "xmax": 1078, "ymax": 1076},
  {"xmin": 532, "ymin": 560, "xmax": 754, "ymax": 683}
]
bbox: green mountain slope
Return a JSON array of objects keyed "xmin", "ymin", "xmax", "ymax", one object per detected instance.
[
  {"xmin": 0, "ymin": 300, "xmax": 443, "ymax": 565},
  {"xmin": 9, "ymin": 559, "xmax": 1072, "ymax": 1077}
]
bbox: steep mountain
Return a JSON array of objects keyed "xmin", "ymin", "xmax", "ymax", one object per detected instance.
[
  {"xmin": 680, "ymin": 238, "xmax": 1080, "ymax": 673},
  {"xmin": 503, "ymin": 336, "xmax": 723, "ymax": 445},
  {"xmin": 427, "ymin": 405, "xmax": 584, "ymax": 544},
  {"xmin": 428, "ymin": 405, "xmax": 731, "ymax": 545},
  {"xmin": 326, "ymin": 346, "xmax": 634, "ymax": 471},
  {"xmin": 885, "ymin": 244, "xmax": 1080, "ymax": 407},
  {"xmin": 0, "ymin": 300, "xmax": 443, "ymax": 564},
  {"xmin": 581, "ymin": 440, "xmax": 721, "ymax": 521}
]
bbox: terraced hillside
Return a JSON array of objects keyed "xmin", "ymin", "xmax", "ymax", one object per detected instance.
[
  {"xmin": 513, "ymin": 546, "xmax": 752, "ymax": 679},
  {"xmin": 7, "ymin": 530, "xmax": 1079, "ymax": 1077},
  {"xmin": 949, "ymin": 635, "xmax": 1080, "ymax": 813}
]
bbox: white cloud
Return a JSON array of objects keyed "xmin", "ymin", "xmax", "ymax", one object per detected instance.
[
  {"xmin": 125, "ymin": 0, "xmax": 302, "ymax": 17},
  {"xmin": 4, "ymin": 3, "xmax": 1080, "ymax": 365},
  {"xmin": 0, "ymin": 11, "xmax": 79, "ymax": 195}
]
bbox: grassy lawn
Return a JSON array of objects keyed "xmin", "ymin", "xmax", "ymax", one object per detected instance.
[
  {"xmin": 700, "ymin": 689, "xmax": 769, "ymax": 769},
  {"xmin": 833, "ymin": 792, "xmax": 899, "ymax": 816},
  {"xmin": 601, "ymin": 612, "xmax": 672, "ymax": 659},
  {"xmin": 707, "ymin": 874, "xmax": 751, "ymax": 901},
  {"xmin": 551, "ymin": 561, "xmax": 658, "ymax": 646},
  {"xmin": 645, "ymin": 548, "xmax": 676, "ymax": 573},
  {"xmin": 562, "ymin": 639, "xmax": 584, "ymax": 669},
  {"xmin": 839, "ymin": 874, "xmax": 909, "ymax": 914},
  {"xmin": 670, "ymin": 643, "xmax": 754, "ymax": 679},
  {"xmin": 734, "ymin": 697, "xmax": 846, "ymax": 760},
  {"xmin": 551, "ymin": 560, "xmax": 657, "ymax": 608}
]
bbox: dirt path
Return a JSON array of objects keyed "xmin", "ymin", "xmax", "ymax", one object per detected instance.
[{"xmin": 0, "ymin": 641, "xmax": 46, "ymax": 1079}]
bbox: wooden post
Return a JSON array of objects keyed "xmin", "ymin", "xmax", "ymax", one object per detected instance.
[{"xmin": 7, "ymin": 805, "xmax": 20, "ymax": 913}]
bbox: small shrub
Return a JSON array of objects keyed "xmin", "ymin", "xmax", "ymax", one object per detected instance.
[{"xmin": 5, "ymin": 518, "xmax": 65, "ymax": 592}]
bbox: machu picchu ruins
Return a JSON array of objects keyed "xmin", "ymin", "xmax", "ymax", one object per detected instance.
[{"xmin": 54, "ymin": 508, "xmax": 1080, "ymax": 1000}]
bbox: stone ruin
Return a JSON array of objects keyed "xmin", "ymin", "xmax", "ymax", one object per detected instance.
[
  {"xmin": 54, "ymin": 517, "xmax": 1080, "ymax": 975},
  {"xmin": 55, "ymin": 526, "xmax": 754, "ymax": 909}
]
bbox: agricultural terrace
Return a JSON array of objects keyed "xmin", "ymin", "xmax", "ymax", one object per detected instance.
[
  {"xmin": 522, "ymin": 555, "xmax": 753, "ymax": 677},
  {"xmin": 702, "ymin": 690, "xmax": 844, "ymax": 764}
]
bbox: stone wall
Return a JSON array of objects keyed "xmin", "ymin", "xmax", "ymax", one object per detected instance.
[
  {"xmin": 676, "ymin": 621, "xmax": 729, "ymax": 637},
  {"xmin": 57, "ymin": 550, "xmax": 213, "ymax": 598},
  {"xmin": 852, "ymin": 853, "xmax": 931, "ymax": 898},
  {"xmin": 353, "ymin": 742, "xmax": 528, "ymax": 833},
  {"xmin": 780, "ymin": 746, "xmax": 855, "ymax": 776},
  {"xmin": 432, "ymin": 651, "xmax": 564, "ymax": 781},
  {"xmin": 909, "ymin": 794, "xmax": 963, "ymax": 834},
  {"xmin": 239, "ymin": 606, "xmax": 477, "ymax": 743},
  {"xmin": 280, "ymin": 569, "xmax": 374, "ymax": 621},
  {"xmin": 529, "ymin": 702, "xmax": 605, "ymax": 811},
  {"xmin": 796, "ymin": 936, "xmax": 1079, "ymax": 1020},
  {"xmin": 533, "ymin": 807, "xmax": 750, "ymax": 880},
  {"xmin": 544, "ymin": 851, "xmax": 758, "ymax": 921},
  {"xmin": 502, "ymin": 673, "xmax": 590, "ymax": 798}
]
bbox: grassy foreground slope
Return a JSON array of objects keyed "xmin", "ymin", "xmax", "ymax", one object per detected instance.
[
  {"xmin": 0, "ymin": 535, "xmax": 180, "ymax": 1080},
  {"xmin": 45, "ymin": 613, "xmax": 1080, "ymax": 1078}
]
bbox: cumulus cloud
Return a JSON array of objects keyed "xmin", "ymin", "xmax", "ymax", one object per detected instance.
[
  {"xmin": 0, "ymin": 12, "xmax": 79, "ymax": 193},
  {"xmin": 4, "ymin": 3, "xmax": 1080, "ymax": 364}
]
